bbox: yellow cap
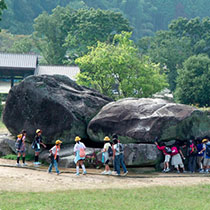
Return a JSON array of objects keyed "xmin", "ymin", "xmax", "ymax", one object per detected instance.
[
  {"xmin": 75, "ymin": 136, "xmax": 81, "ymax": 142},
  {"xmin": 36, "ymin": 129, "xmax": 42, "ymax": 134},
  {"xmin": 202, "ymin": 139, "xmax": 208, "ymax": 143},
  {"xmin": 55, "ymin": 140, "xmax": 62, "ymax": 145},
  {"xmin": 17, "ymin": 134, "xmax": 22, "ymax": 139},
  {"xmin": 104, "ymin": 136, "xmax": 110, "ymax": 141}
]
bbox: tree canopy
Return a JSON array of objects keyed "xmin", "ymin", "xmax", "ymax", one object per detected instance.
[
  {"xmin": 175, "ymin": 55, "xmax": 210, "ymax": 107},
  {"xmin": 33, "ymin": 6, "xmax": 131, "ymax": 64},
  {"xmin": 0, "ymin": 0, "xmax": 6, "ymax": 24},
  {"xmin": 76, "ymin": 32, "xmax": 168, "ymax": 99},
  {"xmin": 1, "ymin": 0, "xmax": 210, "ymax": 39},
  {"xmin": 138, "ymin": 17, "xmax": 210, "ymax": 91}
]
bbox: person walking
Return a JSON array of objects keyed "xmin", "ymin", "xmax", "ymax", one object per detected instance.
[
  {"xmin": 101, "ymin": 136, "xmax": 112, "ymax": 175},
  {"xmin": 32, "ymin": 129, "xmax": 46, "ymax": 165},
  {"xmin": 113, "ymin": 137, "xmax": 128, "ymax": 176},
  {"xmin": 16, "ymin": 130, "xmax": 27, "ymax": 167},
  {"xmin": 48, "ymin": 140, "xmax": 62, "ymax": 175},
  {"xmin": 74, "ymin": 136, "xmax": 87, "ymax": 176}
]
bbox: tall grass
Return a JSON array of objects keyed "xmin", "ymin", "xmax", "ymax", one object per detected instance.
[{"xmin": 0, "ymin": 185, "xmax": 210, "ymax": 210}]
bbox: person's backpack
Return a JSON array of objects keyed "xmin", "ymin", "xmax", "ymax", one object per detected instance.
[
  {"xmin": 31, "ymin": 140, "xmax": 35, "ymax": 149},
  {"xmin": 119, "ymin": 143, "xmax": 124, "ymax": 153},
  {"xmin": 108, "ymin": 146, "xmax": 113, "ymax": 157},
  {"xmin": 191, "ymin": 145, "xmax": 198, "ymax": 155},
  {"xmin": 165, "ymin": 146, "xmax": 172, "ymax": 154},
  {"xmin": 79, "ymin": 148, "xmax": 86, "ymax": 158},
  {"xmin": 15, "ymin": 139, "xmax": 21, "ymax": 151},
  {"xmin": 206, "ymin": 144, "xmax": 210, "ymax": 156}
]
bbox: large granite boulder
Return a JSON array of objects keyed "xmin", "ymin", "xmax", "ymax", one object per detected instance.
[
  {"xmin": 87, "ymin": 98, "xmax": 210, "ymax": 143},
  {"xmin": 3, "ymin": 75, "xmax": 112, "ymax": 144},
  {"xmin": 0, "ymin": 136, "xmax": 15, "ymax": 156}
]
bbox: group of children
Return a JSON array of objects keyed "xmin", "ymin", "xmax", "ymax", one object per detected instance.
[
  {"xmin": 15, "ymin": 130, "xmax": 128, "ymax": 176},
  {"xmin": 155, "ymin": 137, "xmax": 210, "ymax": 173}
]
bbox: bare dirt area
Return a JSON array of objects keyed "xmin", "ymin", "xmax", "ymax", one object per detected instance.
[{"xmin": 0, "ymin": 159, "xmax": 210, "ymax": 192}]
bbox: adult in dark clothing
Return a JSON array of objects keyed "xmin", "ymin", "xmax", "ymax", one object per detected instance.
[
  {"xmin": 32, "ymin": 129, "xmax": 46, "ymax": 165},
  {"xmin": 112, "ymin": 134, "xmax": 128, "ymax": 176},
  {"xmin": 187, "ymin": 139, "xmax": 197, "ymax": 173},
  {"xmin": 196, "ymin": 138, "xmax": 204, "ymax": 172}
]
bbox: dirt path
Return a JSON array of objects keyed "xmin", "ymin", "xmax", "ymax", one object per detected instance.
[{"xmin": 0, "ymin": 159, "xmax": 210, "ymax": 192}]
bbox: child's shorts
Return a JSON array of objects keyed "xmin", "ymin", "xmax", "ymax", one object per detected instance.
[
  {"xmin": 164, "ymin": 154, "xmax": 171, "ymax": 163},
  {"xmin": 203, "ymin": 158, "xmax": 210, "ymax": 166}
]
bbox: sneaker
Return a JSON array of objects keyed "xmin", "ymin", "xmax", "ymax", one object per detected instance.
[
  {"xmin": 205, "ymin": 170, "xmax": 209, "ymax": 174},
  {"xmin": 123, "ymin": 171, "xmax": 128, "ymax": 176},
  {"xmin": 57, "ymin": 172, "xmax": 61, "ymax": 175},
  {"xmin": 22, "ymin": 163, "xmax": 27, "ymax": 167},
  {"xmin": 76, "ymin": 173, "xmax": 79, "ymax": 176},
  {"xmin": 165, "ymin": 168, "xmax": 170, "ymax": 173},
  {"xmin": 177, "ymin": 170, "xmax": 180, "ymax": 174},
  {"xmin": 113, "ymin": 172, "xmax": 120, "ymax": 176},
  {"xmin": 112, "ymin": 171, "xmax": 118, "ymax": 175},
  {"xmin": 162, "ymin": 169, "xmax": 166, "ymax": 173},
  {"xmin": 36, "ymin": 162, "xmax": 41, "ymax": 165},
  {"xmin": 183, "ymin": 170, "xmax": 187, "ymax": 173},
  {"xmin": 105, "ymin": 170, "xmax": 112, "ymax": 175},
  {"xmin": 83, "ymin": 171, "xmax": 87, "ymax": 175},
  {"xmin": 199, "ymin": 169, "xmax": 204, "ymax": 173},
  {"xmin": 16, "ymin": 163, "xmax": 21, "ymax": 167},
  {"xmin": 101, "ymin": 171, "xmax": 107, "ymax": 175}
]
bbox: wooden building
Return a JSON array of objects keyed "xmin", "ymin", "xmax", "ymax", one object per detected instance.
[
  {"xmin": 0, "ymin": 53, "xmax": 38, "ymax": 87},
  {"xmin": 0, "ymin": 53, "xmax": 80, "ymax": 89}
]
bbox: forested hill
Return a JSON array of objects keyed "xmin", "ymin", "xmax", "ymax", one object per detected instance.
[{"xmin": 0, "ymin": 0, "xmax": 210, "ymax": 39}]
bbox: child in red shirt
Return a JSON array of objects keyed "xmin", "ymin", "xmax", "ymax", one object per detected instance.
[{"xmin": 155, "ymin": 141, "xmax": 171, "ymax": 172}]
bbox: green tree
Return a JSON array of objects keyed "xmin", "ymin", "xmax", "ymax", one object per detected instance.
[
  {"xmin": 138, "ymin": 17, "xmax": 210, "ymax": 91},
  {"xmin": 0, "ymin": 0, "xmax": 6, "ymax": 29},
  {"xmin": 139, "ymin": 30, "xmax": 192, "ymax": 91},
  {"xmin": 33, "ymin": 6, "xmax": 131, "ymax": 65},
  {"xmin": 64, "ymin": 8, "xmax": 132, "ymax": 64},
  {"xmin": 175, "ymin": 54, "xmax": 210, "ymax": 107},
  {"xmin": 33, "ymin": 6, "xmax": 70, "ymax": 64},
  {"xmin": 0, "ymin": 29, "xmax": 36, "ymax": 53},
  {"xmin": 76, "ymin": 32, "xmax": 168, "ymax": 99}
]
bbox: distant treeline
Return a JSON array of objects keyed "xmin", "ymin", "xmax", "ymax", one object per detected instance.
[{"xmin": 0, "ymin": 0, "xmax": 210, "ymax": 39}]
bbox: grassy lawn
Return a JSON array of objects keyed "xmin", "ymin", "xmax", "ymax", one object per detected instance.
[{"xmin": 0, "ymin": 185, "xmax": 210, "ymax": 210}]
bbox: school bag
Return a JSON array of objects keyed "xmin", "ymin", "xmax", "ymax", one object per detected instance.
[
  {"xmin": 79, "ymin": 148, "xmax": 86, "ymax": 158},
  {"xmin": 117, "ymin": 143, "xmax": 124, "ymax": 153},
  {"xmin": 165, "ymin": 146, "xmax": 172, "ymax": 154},
  {"xmin": 206, "ymin": 144, "xmax": 210, "ymax": 156},
  {"xmin": 15, "ymin": 139, "xmax": 21, "ymax": 151},
  {"xmin": 108, "ymin": 146, "xmax": 113, "ymax": 157},
  {"xmin": 191, "ymin": 145, "xmax": 198, "ymax": 155}
]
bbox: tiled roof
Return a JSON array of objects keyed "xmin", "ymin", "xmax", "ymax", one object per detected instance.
[
  {"xmin": 0, "ymin": 53, "xmax": 38, "ymax": 69},
  {"xmin": 36, "ymin": 65, "xmax": 80, "ymax": 81}
]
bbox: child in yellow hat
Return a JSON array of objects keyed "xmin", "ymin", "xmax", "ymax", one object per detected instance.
[
  {"xmin": 74, "ymin": 136, "xmax": 87, "ymax": 176},
  {"xmin": 48, "ymin": 140, "xmax": 62, "ymax": 175},
  {"xmin": 16, "ymin": 130, "xmax": 27, "ymax": 167},
  {"xmin": 32, "ymin": 129, "xmax": 46, "ymax": 165},
  {"xmin": 101, "ymin": 136, "xmax": 112, "ymax": 175}
]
